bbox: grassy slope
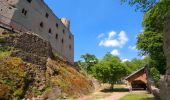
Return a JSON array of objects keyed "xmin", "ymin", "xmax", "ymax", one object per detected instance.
[
  {"xmin": 47, "ymin": 59, "xmax": 94, "ymax": 98},
  {"xmin": 0, "ymin": 56, "xmax": 94, "ymax": 99}
]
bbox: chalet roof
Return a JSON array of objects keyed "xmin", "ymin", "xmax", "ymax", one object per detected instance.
[{"xmin": 125, "ymin": 64, "xmax": 147, "ymax": 80}]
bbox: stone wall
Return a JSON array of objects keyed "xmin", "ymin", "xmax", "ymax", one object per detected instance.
[
  {"xmin": 0, "ymin": 0, "xmax": 74, "ymax": 63},
  {"xmin": 1, "ymin": 32, "xmax": 53, "ymax": 67},
  {"xmin": 160, "ymin": 13, "xmax": 170, "ymax": 100}
]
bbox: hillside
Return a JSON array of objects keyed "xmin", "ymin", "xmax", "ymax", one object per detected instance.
[{"xmin": 0, "ymin": 30, "xmax": 94, "ymax": 99}]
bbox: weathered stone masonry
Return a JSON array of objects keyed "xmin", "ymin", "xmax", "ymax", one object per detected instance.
[{"xmin": 0, "ymin": 0, "xmax": 74, "ymax": 63}]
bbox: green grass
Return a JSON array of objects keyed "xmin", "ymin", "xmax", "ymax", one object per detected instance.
[
  {"xmin": 120, "ymin": 91, "xmax": 153, "ymax": 100},
  {"xmin": 0, "ymin": 51, "xmax": 10, "ymax": 57}
]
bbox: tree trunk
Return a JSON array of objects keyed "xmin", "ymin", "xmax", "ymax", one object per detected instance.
[
  {"xmin": 110, "ymin": 84, "xmax": 114, "ymax": 90},
  {"xmin": 160, "ymin": 12, "xmax": 170, "ymax": 100}
]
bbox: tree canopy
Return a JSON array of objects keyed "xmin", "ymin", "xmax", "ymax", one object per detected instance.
[
  {"xmin": 78, "ymin": 53, "xmax": 152, "ymax": 88},
  {"xmin": 137, "ymin": 1, "xmax": 170, "ymax": 74},
  {"xmin": 122, "ymin": 0, "xmax": 170, "ymax": 74},
  {"xmin": 121, "ymin": 0, "xmax": 157, "ymax": 12},
  {"xmin": 78, "ymin": 53, "xmax": 98, "ymax": 74},
  {"xmin": 92, "ymin": 53, "xmax": 127, "ymax": 88}
]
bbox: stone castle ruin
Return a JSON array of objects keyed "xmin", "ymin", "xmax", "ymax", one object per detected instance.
[{"xmin": 0, "ymin": 0, "xmax": 74, "ymax": 63}]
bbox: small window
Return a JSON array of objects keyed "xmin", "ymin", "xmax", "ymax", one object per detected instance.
[
  {"xmin": 9, "ymin": 7, "xmax": 12, "ymax": 9},
  {"xmin": 22, "ymin": 9, "xmax": 25, "ymax": 13},
  {"xmin": 61, "ymin": 38, "xmax": 64, "ymax": 44},
  {"xmin": 27, "ymin": 0, "xmax": 32, "ymax": 3},
  {"xmin": 48, "ymin": 28, "xmax": 52, "ymax": 33},
  {"xmin": 56, "ymin": 34, "xmax": 58, "ymax": 39},
  {"xmin": 69, "ymin": 35, "xmax": 72, "ymax": 40},
  {"xmin": 22, "ymin": 8, "xmax": 27, "ymax": 16},
  {"xmin": 40, "ymin": 22, "xmax": 43, "ymax": 28},
  {"xmin": 63, "ymin": 29, "xmax": 65, "ymax": 34},
  {"xmin": 24, "ymin": 10, "xmax": 27, "ymax": 16},
  {"xmin": 45, "ymin": 13, "xmax": 49, "ymax": 18},
  {"xmin": 56, "ymin": 23, "xmax": 58, "ymax": 28},
  {"xmin": 69, "ymin": 45, "xmax": 71, "ymax": 50}
]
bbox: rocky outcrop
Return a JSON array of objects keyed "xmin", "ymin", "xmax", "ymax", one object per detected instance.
[
  {"xmin": 160, "ymin": 13, "xmax": 170, "ymax": 100},
  {"xmin": 0, "ymin": 32, "xmax": 94, "ymax": 99}
]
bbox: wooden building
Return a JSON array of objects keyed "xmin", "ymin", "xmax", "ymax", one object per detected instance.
[{"xmin": 125, "ymin": 65, "xmax": 152, "ymax": 92}]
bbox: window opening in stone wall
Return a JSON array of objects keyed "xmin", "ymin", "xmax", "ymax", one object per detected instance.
[
  {"xmin": 22, "ymin": 8, "xmax": 27, "ymax": 16},
  {"xmin": 9, "ymin": 7, "xmax": 12, "ymax": 9},
  {"xmin": 27, "ymin": 0, "xmax": 32, "ymax": 3},
  {"xmin": 61, "ymin": 38, "xmax": 64, "ymax": 44},
  {"xmin": 63, "ymin": 29, "xmax": 65, "ymax": 34},
  {"xmin": 69, "ymin": 35, "xmax": 72, "ymax": 40},
  {"xmin": 46, "ymin": 13, "xmax": 49, "ymax": 18},
  {"xmin": 24, "ymin": 11, "xmax": 27, "ymax": 16},
  {"xmin": 22, "ymin": 9, "xmax": 25, "ymax": 13},
  {"xmin": 48, "ymin": 28, "xmax": 52, "ymax": 34},
  {"xmin": 56, "ymin": 34, "xmax": 58, "ymax": 39},
  {"xmin": 56, "ymin": 23, "xmax": 59, "ymax": 28},
  {"xmin": 69, "ymin": 45, "xmax": 71, "ymax": 50},
  {"xmin": 40, "ymin": 22, "xmax": 43, "ymax": 28}
]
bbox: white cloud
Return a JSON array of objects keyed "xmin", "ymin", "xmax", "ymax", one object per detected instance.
[
  {"xmin": 97, "ymin": 33, "xmax": 105, "ymax": 39},
  {"xmin": 122, "ymin": 59, "xmax": 129, "ymax": 62},
  {"xmin": 99, "ymin": 31, "xmax": 128, "ymax": 48},
  {"xmin": 128, "ymin": 45, "xmax": 137, "ymax": 50},
  {"xmin": 111, "ymin": 49, "xmax": 120, "ymax": 56},
  {"xmin": 108, "ymin": 31, "xmax": 116, "ymax": 39}
]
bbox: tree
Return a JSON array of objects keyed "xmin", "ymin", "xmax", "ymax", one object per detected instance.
[
  {"xmin": 79, "ymin": 53, "xmax": 98, "ymax": 74},
  {"xmin": 92, "ymin": 53, "xmax": 127, "ymax": 89},
  {"xmin": 137, "ymin": 1, "xmax": 170, "ymax": 74},
  {"xmin": 121, "ymin": 0, "xmax": 157, "ymax": 12},
  {"xmin": 121, "ymin": 0, "xmax": 170, "ymax": 74},
  {"xmin": 123, "ymin": 58, "xmax": 147, "ymax": 74}
]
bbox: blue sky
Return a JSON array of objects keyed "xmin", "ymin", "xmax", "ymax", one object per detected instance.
[{"xmin": 44, "ymin": 0, "xmax": 144, "ymax": 61}]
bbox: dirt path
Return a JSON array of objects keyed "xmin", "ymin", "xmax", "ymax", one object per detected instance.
[
  {"xmin": 77, "ymin": 91, "xmax": 129, "ymax": 100},
  {"xmin": 103, "ymin": 92, "xmax": 129, "ymax": 100},
  {"xmin": 77, "ymin": 84, "xmax": 130, "ymax": 100}
]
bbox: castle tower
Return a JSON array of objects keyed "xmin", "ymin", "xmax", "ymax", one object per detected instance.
[{"xmin": 61, "ymin": 17, "xmax": 70, "ymax": 30}]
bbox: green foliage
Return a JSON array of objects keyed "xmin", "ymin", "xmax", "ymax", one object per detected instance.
[
  {"xmin": 92, "ymin": 53, "xmax": 127, "ymax": 88},
  {"xmin": 0, "ymin": 57, "xmax": 27, "ymax": 99},
  {"xmin": 79, "ymin": 53, "xmax": 98, "ymax": 74},
  {"xmin": 121, "ymin": 0, "xmax": 170, "ymax": 76},
  {"xmin": 121, "ymin": 0, "xmax": 157, "ymax": 12},
  {"xmin": 123, "ymin": 58, "xmax": 148, "ymax": 74},
  {"xmin": 137, "ymin": 1, "xmax": 170, "ymax": 74},
  {"xmin": 0, "ymin": 46, "xmax": 15, "ymax": 57},
  {"xmin": 149, "ymin": 67, "xmax": 160, "ymax": 87},
  {"xmin": 143, "ymin": 1, "xmax": 170, "ymax": 32}
]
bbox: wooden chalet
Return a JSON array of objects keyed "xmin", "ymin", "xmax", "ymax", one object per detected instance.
[{"xmin": 125, "ymin": 65, "xmax": 152, "ymax": 92}]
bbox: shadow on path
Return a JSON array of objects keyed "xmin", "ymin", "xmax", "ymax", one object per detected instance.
[{"xmin": 101, "ymin": 88, "xmax": 129, "ymax": 93}]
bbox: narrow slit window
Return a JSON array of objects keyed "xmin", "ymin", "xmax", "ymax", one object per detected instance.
[
  {"xmin": 48, "ymin": 28, "xmax": 52, "ymax": 33},
  {"xmin": 27, "ymin": 0, "xmax": 32, "ymax": 3},
  {"xmin": 56, "ymin": 34, "xmax": 58, "ymax": 39},
  {"xmin": 61, "ymin": 38, "xmax": 64, "ymax": 44},
  {"xmin": 40, "ymin": 22, "xmax": 43, "ymax": 28},
  {"xmin": 56, "ymin": 23, "xmax": 58, "ymax": 28},
  {"xmin": 46, "ymin": 13, "xmax": 49, "ymax": 18}
]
